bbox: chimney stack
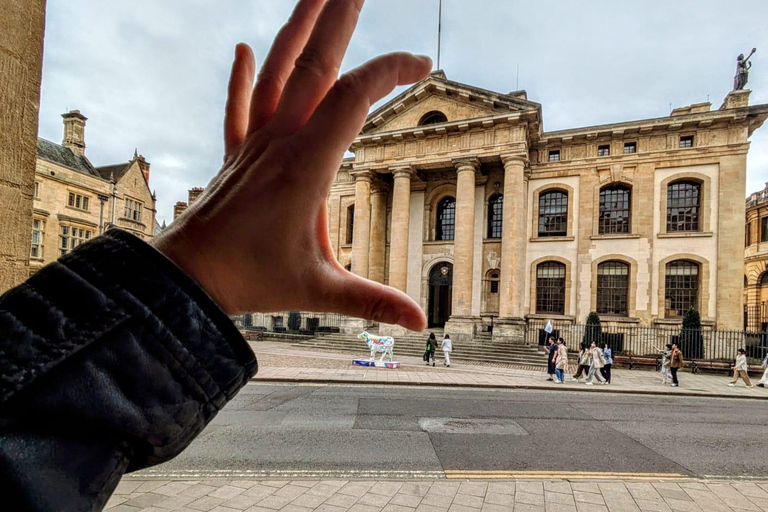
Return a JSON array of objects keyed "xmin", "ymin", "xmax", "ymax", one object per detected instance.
[
  {"xmin": 136, "ymin": 153, "xmax": 151, "ymax": 183},
  {"xmin": 62, "ymin": 110, "xmax": 87, "ymax": 157},
  {"xmin": 173, "ymin": 201, "xmax": 188, "ymax": 220},
  {"xmin": 188, "ymin": 187, "xmax": 205, "ymax": 205}
]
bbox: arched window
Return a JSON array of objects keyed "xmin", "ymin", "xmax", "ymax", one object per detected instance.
[
  {"xmin": 436, "ymin": 197, "xmax": 456, "ymax": 241},
  {"xmin": 487, "ymin": 194, "xmax": 503, "ymax": 239},
  {"xmin": 418, "ymin": 111, "xmax": 448, "ymax": 126},
  {"xmin": 599, "ymin": 185, "xmax": 631, "ymax": 234},
  {"xmin": 665, "ymin": 260, "xmax": 699, "ymax": 317},
  {"xmin": 762, "ymin": 272, "xmax": 768, "ymax": 285},
  {"xmin": 346, "ymin": 204, "xmax": 354, "ymax": 244},
  {"xmin": 667, "ymin": 181, "xmax": 701, "ymax": 232},
  {"xmin": 597, "ymin": 261, "xmax": 629, "ymax": 316},
  {"xmin": 538, "ymin": 190, "xmax": 568, "ymax": 237},
  {"xmin": 536, "ymin": 261, "xmax": 566, "ymax": 314}
]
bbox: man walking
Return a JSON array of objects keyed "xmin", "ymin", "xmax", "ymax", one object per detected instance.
[
  {"xmin": 546, "ymin": 337, "xmax": 557, "ymax": 381},
  {"xmin": 441, "ymin": 334, "xmax": 453, "ymax": 367},
  {"xmin": 670, "ymin": 343, "xmax": 683, "ymax": 387}
]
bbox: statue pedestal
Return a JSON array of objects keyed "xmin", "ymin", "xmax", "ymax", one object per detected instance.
[
  {"xmin": 444, "ymin": 315, "xmax": 479, "ymax": 342},
  {"xmin": 340, "ymin": 317, "xmax": 373, "ymax": 335},
  {"xmin": 353, "ymin": 359, "xmax": 401, "ymax": 369},
  {"xmin": 492, "ymin": 317, "xmax": 527, "ymax": 344}
]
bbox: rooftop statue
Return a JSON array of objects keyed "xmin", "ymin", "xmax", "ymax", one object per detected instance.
[{"xmin": 734, "ymin": 48, "xmax": 756, "ymax": 91}]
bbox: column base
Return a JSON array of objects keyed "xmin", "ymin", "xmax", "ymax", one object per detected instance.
[
  {"xmin": 492, "ymin": 317, "xmax": 527, "ymax": 344},
  {"xmin": 444, "ymin": 315, "xmax": 481, "ymax": 342},
  {"xmin": 340, "ymin": 317, "xmax": 375, "ymax": 335}
]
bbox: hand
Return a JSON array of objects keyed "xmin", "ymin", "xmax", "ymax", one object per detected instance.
[{"xmin": 152, "ymin": 0, "xmax": 431, "ymax": 331}]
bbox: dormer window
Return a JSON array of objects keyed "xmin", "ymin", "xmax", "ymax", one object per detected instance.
[{"xmin": 418, "ymin": 111, "xmax": 448, "ymax": 126}]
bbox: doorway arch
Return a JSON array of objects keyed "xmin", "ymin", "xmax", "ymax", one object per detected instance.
[{"xmin": 428, "ymin": 262, "xmax": 453, "ymax": 328}]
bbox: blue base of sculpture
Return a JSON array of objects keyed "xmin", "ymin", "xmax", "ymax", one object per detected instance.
[{"xmin": 353, "ymin": 359, "xmax": 401, "ymax": 369}]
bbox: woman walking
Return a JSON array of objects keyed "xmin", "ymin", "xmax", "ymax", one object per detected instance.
[
  {"xmin": 571, "ymin": 343, "xmax": 590, "ymax": 381},
  {"xmin": 729, "ymin": 348, "xmax": 753, "ymax": 387},
  {"xmin": 441, "ymin": 334, "xmax": 453, "ymax": 367},
  {"xmin": 425, "ymin": 332, "xmax": 436, "ymax": 367},
  {"xmin": 758, "ymin": 353, "xmax": 768, "ymax": 388},
  {"xmin": 669, "ymin": 343, "xmax": 683, "ymax": 387},
  {"xmin": 585, "ymin": 341, "xmax": 606, "ymax": 385},
  {"xmin": 654, "ymin": 344, "xmax": 673, "ymax": 384},
  {"xmin": 554, "ymin": 338, "xmax": 568, "ymax": 384},
  {"xmin": 600, "ymin": 342, "xmax": 613, "ymax": 384}
]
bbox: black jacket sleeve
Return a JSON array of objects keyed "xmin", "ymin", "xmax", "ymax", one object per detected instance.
[{"xmin": 0, "ymin": 229, "xmax": 257, "ymax": 511}]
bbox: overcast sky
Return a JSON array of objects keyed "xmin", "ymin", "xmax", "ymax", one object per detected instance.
[{"xmin": 40, "ymin": 0, "xmax": 768, "ymax": 224}]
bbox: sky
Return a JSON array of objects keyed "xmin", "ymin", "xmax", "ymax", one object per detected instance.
[{"xmin": 39, "ymin": 0, "xmax": 768, "ymax": 224}]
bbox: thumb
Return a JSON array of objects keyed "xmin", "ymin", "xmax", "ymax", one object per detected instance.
[{"xmin": 317, "ymin": 269, "xmax": 427, "ymax": 332}]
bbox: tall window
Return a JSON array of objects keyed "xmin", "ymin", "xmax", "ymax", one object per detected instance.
[
  {"xmin": 124, "ymin": 198, "xmax": 143, "ymax": 222},
  {"xmin": 538, "ymin": 190, "xmax": 568, "ymax": 237},
  {"xmin": 31, "ymin": 218, "xmax": 44, "ymax": 259},
  {"xmin": 665, "ymin": 260, "xmax": 699, "ymax": 317},
  {"xmin": 762, "ymin": 216, "xmax": 768, "ymax": 243},
  {"xmin": 346, "ymin": 205, "xmax": 355, "ymax": 244},
  {"xmin": 436, "ymin": 197, "xmax": 456, "ymax": 241},
  {"xmin": 487, "ymin": 194, "xmax": 503, "ymax": 239},
  {"xmin": 599, "ymin": 185, "xmax": 631, "ymax": 234},
  {"xmin": 483, "ymin": 269, "xmax": 501, "ymax": 314},
  {"xmin": 34, "ymin": 182, "xmax": 40, "ymax": 198},
  {"xmin": 666, "ymin": 180, "xmax": 700, "ymax": 232},
  {"xmin": 746, "ymin": 223, "xmax": 752, "ymax": 247},
  {"xmin": 596, "ymin": 261, "xmax": 629, "ymax": 316},
  {"xmin": 67, "ymin": 192, "xmax": 89, "ymax": 211},
  {"xmin": 418, "ymin": 111, "xmax": 448, "ymax": 126},
  {"xmin": 59, "ymin": 226, "xmax": 92, "ymax": 256},
  {"xmin": 536, "ymin": 261, "xmax": 566, "ymax": 315}
]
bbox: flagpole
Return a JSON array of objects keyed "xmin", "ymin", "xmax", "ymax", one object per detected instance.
[{"xmin": 437, "ymin": 0, "xmax": 442, "ymax": 70}]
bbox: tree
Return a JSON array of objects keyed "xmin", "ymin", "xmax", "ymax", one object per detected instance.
[
  {"xmin": 679, "ymin": 306, "xmax": 704, "ymax": 359},
  {"xmin": 583, "ymin": 311, "xmax": 602, "ymax": 345}
]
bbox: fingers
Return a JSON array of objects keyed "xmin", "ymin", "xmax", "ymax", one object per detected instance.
[
  {"xmin": 321, "ymin": 270, "xmax": 427, "ymax": 331},
  {"xmin": 248, "ymin": 0, "xmax": 327, "ymax": 134},
  {"xmin": 272, "ymin": 0, "xmax": 366, "ymax": 133},
  {"xmin": 223, "ymin": 43, "xmax": 256, "ymax": 162},
  {"xmin": 295, "ymin": 52, "xmax": 432, "ymax": 174}
]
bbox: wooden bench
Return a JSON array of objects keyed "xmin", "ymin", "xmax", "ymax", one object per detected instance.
[
  {"xmin": 691, "ymin": 360, "xmax": 765, "ymax": 375},
  {"xmin": 241, "ymin": 330, "xmax": 264, "ymax": 341},
  {"xmin": 613, "ymin": 354, "xmax": 660, "ymax": 370}
]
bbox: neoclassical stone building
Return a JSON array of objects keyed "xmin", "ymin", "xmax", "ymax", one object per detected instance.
[
  {"xmin": 327, "ymin": 71, "xmax": 768, "ymax": 341},
  {"xmin": 745, "ymin": 183, "xmax": 768, "ymax": 332}
]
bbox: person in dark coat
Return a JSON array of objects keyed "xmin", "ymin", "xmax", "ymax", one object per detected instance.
[
  {"xmin": 547, "ymin": 336, "xmax": 557, "ymax": 381},
  {"xmin": 425, "ymin": 332, "xmax": 437, "ymax": 366}
]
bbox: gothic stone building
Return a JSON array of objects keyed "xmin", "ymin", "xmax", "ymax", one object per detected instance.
[
  {"xmin": 31, "ymin": 110, "xmax": 157, "ymax": 273},
  {"xmin": 326, "ymin": 71, "xmax": 768, "ymax": 341},
  {"xmin": 745, "ymin": 182, "xmax": 768, "ymax": 332}
]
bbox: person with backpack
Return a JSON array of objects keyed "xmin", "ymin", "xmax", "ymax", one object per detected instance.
[
  {"xmin": 571, "ymin": 342, "xmax": 590, "ymax": 381},
  {"xmin": 729, "ymin": 348, "xmax": 753, "ymax": 387},
  {"xmin": 670, "ymin": 343, "xmax": 684, "ymax": 387},
  {"xmin": 585, "ymin": 341, "xmax": 607, "ymax": 385},
  {"xmin": 424, "ymin": 332, "xmax": 436, "ymax": 367},
  {"xmin": 441, "ymin": 334, "xmax": 453, "ymax": 367}
]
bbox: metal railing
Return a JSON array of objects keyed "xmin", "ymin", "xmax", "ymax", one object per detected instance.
[
  {"xmin": 233, "ymin": 311, "xmax": 344, "ymax": 335},
  {"xmin": 744, "ymin": 303, "xmax": 768, "ymax": 333}
]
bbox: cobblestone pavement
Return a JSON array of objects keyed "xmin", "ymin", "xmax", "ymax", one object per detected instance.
[
  {"xmin": 109, "ymin": 477, "xmax": 768, "ymax": 511},
  {"xmin": 250, "ymin": 342, "xmax": 768, "ymax": 400}
]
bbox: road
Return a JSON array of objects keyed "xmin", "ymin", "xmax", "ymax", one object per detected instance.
[{"xmin": 140, "ymin": 384, "xmax": 768, "ymax": 480}]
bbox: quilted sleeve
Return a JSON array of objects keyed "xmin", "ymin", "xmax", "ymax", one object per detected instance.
[{"xmin": 0, "ymin": 229, "xmax": 257, "ymax": 511}]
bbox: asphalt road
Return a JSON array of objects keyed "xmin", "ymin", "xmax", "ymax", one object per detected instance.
[{"xmin": 143, "ymin": 384, "xmax": 768, "ymax": 479}]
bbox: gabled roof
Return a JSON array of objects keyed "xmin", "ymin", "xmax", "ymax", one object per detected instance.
[
  {"xmin": 95, "ymin": 162, "xmax": 131, "ymax": 182},
  {"xmin": 361, "ymin": 71, "xmax": 541, "ymax": 135},
  {"xmin": 37, "ymin": 138, "xmax": 99, "ymax": 177}
]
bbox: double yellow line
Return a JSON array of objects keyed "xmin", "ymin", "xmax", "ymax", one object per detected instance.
[{"xmin": 445, "ymin": 470, "xmax": 691, "ymax": 481}]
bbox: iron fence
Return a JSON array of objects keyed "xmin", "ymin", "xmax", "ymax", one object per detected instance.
[
  {"xmin": 233, "ymin": 311, "xmax": 344, "ymax": 335},
  {"xmin": 744, "ymin": 304, "xmax": 768, "ymax": 333}
]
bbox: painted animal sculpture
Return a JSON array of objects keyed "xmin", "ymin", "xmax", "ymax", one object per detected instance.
[{"xmin": 358, "ymin": 331, "xmax": 395, "ymax": 362}]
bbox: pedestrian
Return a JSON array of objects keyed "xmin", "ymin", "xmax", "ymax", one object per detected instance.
[
  {"xmin": 571, "ymin": 342, "xmax": 590, "ymax": 381},
  {"xmin": 554, "ymin": 337, "xmax": 568, "ymax": 384},
  {"xmin": 600, "ymin": 342, "xmax": 613, "ymax": 384},
  {"xmin": 585, "ymin": 341, "xmax": 607, "ymax": 385},
  {"xmin": 654, "ymin": 344, "xmax": 673, "ymax": 384},
  {"xmin": 546, "ymin": 336, "xmax": 557, "ymax": 381},
  {"xmin": 758, "ymin": 352, "xmax": 768, "ymax": 388},
  {"xmin": 670, "ymin": 343, "xmax": 684, "ymax": 387},
  {"xmin": 425, "ymin": 332, "xmax": 436, "ymax": 367},
  {"xmin": 441, "ymin": 334, "xmax": 453, "ymax": 367},
  {"xmin": 729, "ymin": 348, "xmax": 753, "ymax": 387}
]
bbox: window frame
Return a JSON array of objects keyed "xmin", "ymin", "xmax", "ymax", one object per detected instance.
[
  {"xmin": 59, "ymin": 224, "xmax": 92, "ymax": 256},
  {"xmin": 418, "ymin": 111, "xmax": 448, "ymax": 126},
  {"xmin": 623, "ymin": 141, "xmax": 637, "ymax": 154},
  {"xmin": 487, "ymin": 194, "xmax": 503, "ymax": 239},
  {"xmin": 598, "ymin": 184, "xmax": 632, "ymax": 234},
  {"xmin": 535, "ymin": 261, "xmax": 566, "ymax": 315},
  {"xmin": 666, "ymin": 180, "xmax": 701, "ymax": 233},
  {"xmin": 67, "ymin": 192, "xmax": 90, "ymax": 211},
  {"xmin": 548, "ymin": 150, "xmax": 561, "ymax": 162},
  {"xmin": 664, "ymin": 260, "xmax": 700, "ymax": 318},
  {"xmin": 346, "ymin": 204, "xmax": 355, "ymax": 245},
  {"xmin": 537, "ymin": 189, "xmax": 568, "ymax": 238},
  {"xmin": 597, "ymin": 144, "xmax": 610, "ymax": 157},
  {"xmin": 436, "ymin": 196, "xmax": 456, "ymax": 241},
  {"xmin": 31, "ymin": 218, "xmax": 44, "ymax": 259},
  {"xmin": 762, "ymin": 216, "xmax": 768, "ymax": 243},
  {"xmin": 596, "ymin": 260, "xmax": 630, "ymax": 317},
  {"xmin": 679, "ymin": 135, "xmax": 694, "ymax": 148}
]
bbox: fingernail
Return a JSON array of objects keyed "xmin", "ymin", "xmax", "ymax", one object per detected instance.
[{"xmin": 415, "ymin": 54, "xmax": 433, "ymax": 64}]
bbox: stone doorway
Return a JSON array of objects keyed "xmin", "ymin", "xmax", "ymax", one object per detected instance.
[{"xmin": 428, "ymin": 262, "xmax": 453, "ymax": 328}]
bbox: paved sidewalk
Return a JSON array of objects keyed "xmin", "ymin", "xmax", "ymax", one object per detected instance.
[
  {"xmin": 109, "ymin": 477, "xmax": 768, "ymax": 511},
  {"xmin": 250, "ymin": 342, "xmax": 768, "ymax": 400}
]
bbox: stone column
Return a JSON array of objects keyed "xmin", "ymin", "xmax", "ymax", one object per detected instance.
[
  {"xmin": 495, "ymin": 154, "xmax": 529, "ymax": 343},
  {"xmin": 0, "ymin": 0, "xmax": 46, "ymax": 293},
  {"xmin": 445, "ymin": 158, "xmax": 480, "ymax": 340},
  {"xmin": 388, "ymin": 167, "xmax": 413, "ymax": 292},
  {"xmin": 368, "ymin": 185, "xmax": 389, "ymax": 284},
  {"xmin": 350, "ymin": 171, "xmax": 372, "ymax": 278}
]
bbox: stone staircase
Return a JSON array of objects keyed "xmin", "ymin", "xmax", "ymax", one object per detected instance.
[{"xmin": 292, "ymin": 332, "xmax": 547, "ymax": 367}]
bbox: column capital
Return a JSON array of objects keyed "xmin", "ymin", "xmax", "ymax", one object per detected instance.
[
  {"xmin": 350, "ymin": 170, "xmax": 373, "ymax": 182},
  {"xmin": 452, "ymin": 156, "xmax": 480, "ymax": 172},
  {"xmin": 390, "ymin": 165, "xmax": 414, "ymax": 179},
  {"xmin": 500, "ymin": 152, "xmax": 528, "ymax": 166},
  {"xmin": 371, "ymin": 183, "xmax": 390, "ymax": 195}
]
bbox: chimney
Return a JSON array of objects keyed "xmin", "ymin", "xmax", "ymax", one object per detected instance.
[
  {"xmin": 62, "ymin": 110, "xmax": 87, "ymax": 157},
  {"xmin": 136, "ymin": 153, "xmax": 151, "ymax": 183},
  {"xmin": 188, "ymin": 187, "xmax": 205, "ymax": 205},
  {"xmin": 173, "ymin": 201, "xmax": 188, "ymax": 220}
]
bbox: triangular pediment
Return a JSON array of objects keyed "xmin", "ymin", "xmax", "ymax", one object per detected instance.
[{"xmin": 362, "ymin": 71, "xmax": 540, "ymax": 135}]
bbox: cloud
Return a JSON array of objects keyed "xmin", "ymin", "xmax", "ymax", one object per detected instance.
[{"xmin": 39, "ymin": 0, "xmax": 768, "ymax": 223}]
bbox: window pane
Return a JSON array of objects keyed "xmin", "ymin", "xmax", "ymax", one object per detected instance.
[
  {"xmin": 599, "ymin": 186, "xmax": 631, "ymax": 234},
  {"xmin": 83, "ymin": 197, "xmax": 89, "ymax": 210},
  {"xmin": 762, "ymin": 217, "xmax": 768, "ymax": 242},
  {"xmin": 549, "ymin": 150, "xmax": 560, "ymax": 162},
  {"xmin": 597, "ymin": 261, "xmax": 629, "ymax": 316},
  {"xmin": 487, "ymin": 195, "xmax": 503, "ymax": 238},
  {"xmin": 598, "ymin": 145, "xmax": 610, "ymax": 156},
  {"xmin": 68, "ymin": 192, "xmax": 75, "ymax": 206},
  {"xmin": 437, "ymin": 197, "xmax": 456, "ymax": 241},
  {"xmin": 665, "ymin": 260, "xmax": 699, "ymax": 317},
  {"xmin": 536, "ymin": 261, "xmax": 566, "ymax": 314},
  {"xmin": 666, "ymin": 181, "xmax": 700, "ymax": 232},
  {"xmin": 538, "ymin": 191, "xmax": 568, "ymax": 237},
  {"xmin": 624, "ymin": 142, "xmax": 637, "ymax": 154}
]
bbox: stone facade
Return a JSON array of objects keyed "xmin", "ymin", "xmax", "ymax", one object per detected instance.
[
  {"xmin": 30, "ymin": 111, "xmax": 157, "ymax": 273},
  {"xmin": 745, "ymin": 183, "xmax": 768, "ymax": 332},
  {"xmin": 327, "ymin": 72, "xmax": 768, "ymax": 340}
]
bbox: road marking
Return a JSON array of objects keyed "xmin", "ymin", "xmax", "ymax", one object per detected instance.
[
  {"xmin": 444, "ymin": 470, "xmax": 691, "ymax": 481},
  {"xmin": 131, "ymin": 469, "xmax": 446, "ymax": 479}
]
